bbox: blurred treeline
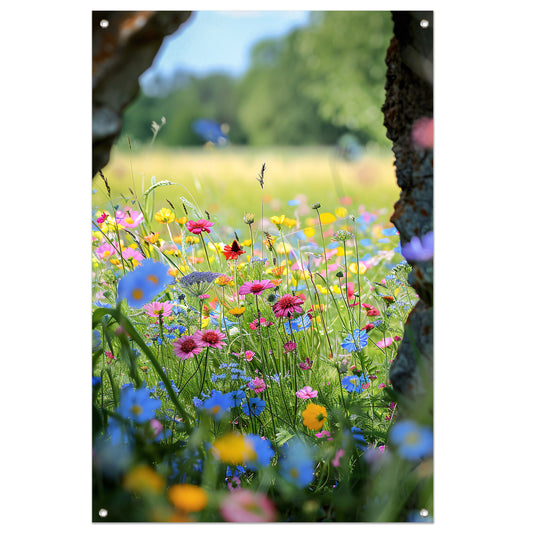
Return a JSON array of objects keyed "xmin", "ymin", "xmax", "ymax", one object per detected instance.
[{"xmin": 122, "ymin": 12, "xmax": 393, "ymax": 149}]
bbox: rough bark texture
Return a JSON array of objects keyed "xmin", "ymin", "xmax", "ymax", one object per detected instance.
[
  {"xmin": 381, "ymin": 11, "xmax": 433, "ymax": 408},
  {"xmin": 92, "ymin": 11, "xmax": 192, "ymax": 177}
]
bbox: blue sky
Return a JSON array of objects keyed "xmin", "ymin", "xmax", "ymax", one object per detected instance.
[{"xmin": 141, "ymin": 10, "xmax": 311, "ymax": 83}]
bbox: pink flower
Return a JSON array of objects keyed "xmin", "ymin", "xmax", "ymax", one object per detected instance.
[
  {"xmin": 238, "ymin": 280, "xmax": 276, "ymax": 296},
  {"xmin": 315, "ymin": 430, "xmax": 333, "ymax": 441},
  {"xmin": 122, "ymin": 248, "xmax": 144, "ymax": 262},
  {"xmin": 284, "ymin": 341, "xmax": 297, "ymax": 353},
  {"xmin": 244, "ymin": 350, "xmax": 255, "ymax": 361},
  {"xmin": 227, "ymin": 476, "xmax": 241, "ymax": 492},
  {"xmin": 298, "ymin": 357, "xmax": 313, "ymax": 370},
  {"xmin": 378, "ymin": 383, "xmax": 386, "ymax": 389},
  {"xmin": 332, "ymin": 448, "xmax": 345, "ymax": 467},
  {"xmin": 194, "ymin": 329, "xmax": 226, "ymax": 349},
  {"xmin": 219, "ymin": 489, "xmax": 277, "ymax": 522},
  {"xmin": 272, "ymin": 294, "xmax": 305, "ymax": 318},
  {"xmin": 248, "ymin": 317, "xmax": 273, "ymax": 330},
  {"xmin": 248, "ymin": 377, "xmax": 267, "ymax": 393},
  {"xmin": 173, "ymin": 335, "xmax": 203, "ymax": 360},
  {"xmin": 394, "ymin": 336, "xmax": 402, "ymax": 341},
  {"xmin": 95, "ymin": 241, "xmax": 117, "ymax": 260},
  {"xmin": 149, "ymin": 419, "xmax": 163, "ymax": 438},
  {"xmin": 186, "ymin": 219, "xmax": 214, "ymax": 234},
  {"xmin": 376, "ymin": 337, "xmax": 394, "ymax": 349},
  {"xmin": 96, "ymin": 212, "xmax": 108, "ymax": 224},
  {"xmin": 116, "ymin": 210, "xmax": 144, "ymax": 228},
  {"xmin": 143, "ymin": 301, "xmax": 175, "ymax": 318},
  {"xmin": 411, "ymin": 116, "xmax": 433, "ymax": 149},
  {"xmin": 296, "ymin": 386, "xmax": 318, "ymax": 399}
]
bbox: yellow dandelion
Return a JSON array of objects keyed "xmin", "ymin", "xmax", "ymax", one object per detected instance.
[
  {"xmin": 211, "ymin": 432, "xmax": 257, "ymax": 464},
  {"xmin": 154, "ymin": 208, "xmax": 175, "ymax": 224},
  {"xmin": 167, "ymin": 484, "xmax": 208, "ymax": 513},
  {"xmin": 302, "ymin": 403, "xmax": 327, "ymax": 431}
]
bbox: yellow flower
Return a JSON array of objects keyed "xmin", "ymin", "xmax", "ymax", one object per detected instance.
[
  {"xmin": 228, "ymin": 306, "xmax": 245, "ymax": 316},
  {"xmin": 241, "ymin": 239, "xmax": 252, "ymax": 246},
  {"xmin": 167, "ymin": 484, "xmax": 208, "ymax": 513},
  {"xmin": 144, "ymin": 232, "xmax": 160, "ymax": 244},
  {"xmin": 216, "ymin": 275, "xmax": 233, "ymax": 286},
  {"xmin": 270, "ymin": 215, "xmax": 286, "ymax": 227},
  {"xmin": 185, "ymin": 236, "xmax": 200, "ymax": 245},
  {"xmin": 154, "ymin": 208, "xmax": 175, "ymax": 224},
  {"xmin": 211, "ymin": 432, "xmax": 257, "ymax": 464},
  {"xmin": 303, "ymin": 227, "xmax": 315, "ymax": 238},
  {"xmin": 282, "ymin": 217, "xmax": 297, "ymax": 229},
  {"xmin": 275, "ymin": 242, "xmax": 291, "ymax": 254},
  {"xmin": 123, "ymin": 465, "xmax": 165, "ymax": 495},
  {"xmin": 348, "ymin": 262, "xmax": 368, "ymax": 275},
  {"xmin": 176, "ymin": 216, "xmax": 188, "ymax": 225},
  {"xmin": 335, "ymin": 206, "xmax": 348, "ymax": 218},
  {"xmin": 302, "ymin": 403, "xmax": 327, "ymax": 431},
  {"xmin": 319, "ymin": 212, "xmax": 337, "ymax": 224}
]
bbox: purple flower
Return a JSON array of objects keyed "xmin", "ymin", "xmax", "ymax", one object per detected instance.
[{"xmin": 401, "ymin": 231, "xmax": 433, "ymax": 262}]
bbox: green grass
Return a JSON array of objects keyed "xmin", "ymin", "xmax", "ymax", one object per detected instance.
[{"xmin": 94, "ymin": 145, "xmax": 399, "ymax": 232}]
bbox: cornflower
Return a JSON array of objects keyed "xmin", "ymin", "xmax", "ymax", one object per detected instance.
[{"xmin": 242, "ymin": 397, "xmax": 266, "ymax": 417}]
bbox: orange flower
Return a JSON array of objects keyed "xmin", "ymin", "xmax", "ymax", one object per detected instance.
[
  {"xmin": 167, "ymin": 484, "xmax": 208, "ymax": 513},
  {"xmin": 144, "ymin": 232, "xmax": 160, "ymax": 244},
  {"xmin": 302, "ymin": 403, "xmax": 327, "ymax": 431},
  {"xmin": 222, "ymin": 239, "xmax": 245, "ymax": 260}
]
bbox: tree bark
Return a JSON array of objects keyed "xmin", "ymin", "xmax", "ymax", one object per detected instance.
[
  {"xmin": 381, "ymin": 11, "xmax": 433, "ymax": 413},
  {"xmin": 92, "ymin": 11, "xmax": 192, "ymax": 177}
]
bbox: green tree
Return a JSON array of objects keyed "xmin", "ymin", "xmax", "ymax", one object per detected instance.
[{"xmin": 296, "ymin": 11, "xmax": 393, "ymax": 147}]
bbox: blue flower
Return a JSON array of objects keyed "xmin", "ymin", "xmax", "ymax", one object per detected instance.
[
  {"xmin": 228, "ymin": 389, "xmax": 246, "ymax": 408},
  {"xmin": 226, "ymin": 465, "xmax": 246, "ymax": 478},
  {"xmin": 341, "ymin": 329, "xmax": 369, "ymax": 352},
  {"xmin": 382, "ymin": 227, "xmax": 399, "ymax": 237},
  {"xmin": 350, "ymin": 426, "xmax": 367, "ymax": 450},
  {"xmin": 201, "ymin": 390, "xmax": 232, "ymax": 420},
  {"xmin": 284, "ymin": 314, "xmax": 311, "ymax": 334},
  {"xmin": 401, "ymin": 231, "xmax": 433, "ymax": 262},
  {"xmin": 117, "ymin": 260, "xmax": 173, "ymax": 308},
  {"xmin": 341, "ymin": 374, "xmax": 369, "ymax": 393},
  {"xmin": 242, "ymin": 397, "xmax": 266, "ymax": 417},
  {"xmin": 279, "ymin": 439, "xmax": 315, "ymax": 487},
  {"xmin": 92, "ymin": 330, "xmax": 101, "ymax": 352},
  {"xmin": 389, "ymin": 420, "xmax": 433, "ymax": 461},
  {"xmin": 211, "ymin": 373, "xmax": 226, "ymax": 383},
  {"xmin": 116, "ymin": 387, "xmax": 162, "ymax": 424},
  {"xmin": 245, "ymin": 434, "xmax": 275, "ymax": 470},
  {"xmin": 92, "ymin": 376, "xmax": 102, "ymax": 388},
  {"xmin": 192, "ymin": 118, "xmax": 228, "ymax": 145}
]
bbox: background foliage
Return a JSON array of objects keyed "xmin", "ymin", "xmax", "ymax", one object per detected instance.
[{"xmin": 122, "ymin": 11, "xmax": 393, "ymax": 149}]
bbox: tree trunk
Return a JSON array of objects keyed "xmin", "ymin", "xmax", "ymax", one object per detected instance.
[
  {"xmin": 381, "ymin": 11, "xmax": 433, "ymax": 416},
  {"xmin": 92, "ymin": 11, "xmax": 192, "ymax": 177}
]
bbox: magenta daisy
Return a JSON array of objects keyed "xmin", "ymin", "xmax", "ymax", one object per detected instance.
[
  {"xmin": 186, "ymin": 219, "xmax": 214, "ymax": 234},
  {"xmin": 238, "ymin": 279, "xmax": 276, "ymax": 296},
  {"xmin": 143, "ymin": 301, "xmax": 175, "ymax": 318},
  {"xmin": 173, "ymin": 335, "xmax": 203, "ymax": 360},
  {"xmin": 272, "ymin": 294, "xmax": 305, "ymax": 318},
  {"xmin": 194, "ymin": 329, "xmax": 227, "ymax": 349}
]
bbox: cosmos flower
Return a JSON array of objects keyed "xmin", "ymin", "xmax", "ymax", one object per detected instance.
[
  {"xmin": 279, "ymin": 439, "xmax": 315, "ymax": 487},
  {"xmin": 222, "ymin": 240, "xmax": 245, "ymax": 260},
  {"xmin": 247, "ymin": 378, "xmax": 267, "ymax": 394},
  {"xmin": 143, "ymin": 301, "xmax": 175, "ymax": 318},
  {"xmin": 186, "ymin": 219, "xmax": 214, "ymax": 234},
  {"xmin": 228, "ymin": 389, "xmax": 246, "ymax": 408},
  {"xmin": 116, "ymin": 210, "xmax": 144, "ymax": 228},
  {"xmin": 116, "ymin": 387, "xmax": 162, "ymax": 424},
  {"xmin": 401, "ymin": 231, "xmax": 434, "ymax": 262},
  {"xmin": 194, "ymin": 329, "xmax": 227, "ymax": 349},
  {"xmin": 341, "ymin": 374, "xmax": 370, "ymax": 394},
  {"xmin": 173, "ymin": 335, "xmax": 203, "ymax": 360},
  {"xmin": 376, "ymin": 337, "xmax": 394, "ymax": 349},
  {"xmin": 272, "ymin": 294, "xmax": 305, "ymax": 318},
  {"xmin": 296, "ymin": 386, "xmax": 318, "ymax": 399},
  {"xmin": 201, "ymin": 390, "xmax": 232, "ymax": 420},
  {"xmin": 95, "ymin": 241, "xmax": 117, "ymax": 260},
  {"xmin": 238, "ymin": 280, "xmax": 276, "ymax": 296},
  {"xmin": 249, "ymin": 317, "xmax": 273, "ymax": 330}
]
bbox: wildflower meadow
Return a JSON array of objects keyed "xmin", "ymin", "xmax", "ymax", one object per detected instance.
[{"xmin": 92, "ymin": 152, "xmax": 433, "ymax": 523}]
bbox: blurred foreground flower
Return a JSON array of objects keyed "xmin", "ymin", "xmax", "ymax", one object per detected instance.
[
  {"xmin": 389, "ymin": 420, "xmax": 433, "ymax": 461},
  {"xmin": 280, "ymin": 439, "xmax": 315, "ymax": 487},
  {"xmin": 168, "ymin": 483, "xmax": 208, "ymax": 514},
  {"xmin": 220, "ymin": 489, "xmax": 277, "ymax": 522},
  {"xmin": 401, "ymin": 231, "xmax": 433, "ymax": 262}
]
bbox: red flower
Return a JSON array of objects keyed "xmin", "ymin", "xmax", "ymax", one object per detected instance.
[
  {"xmin": 222, "ymin": 239, "xmax": 245, "ymax": 260},
  {"xmin": 272, "ymin": 294, "xmax": 304, "ymax": 318},
  {"xmin": 186, "ymin": 219, "xmax": 214, "ymax": 234}
]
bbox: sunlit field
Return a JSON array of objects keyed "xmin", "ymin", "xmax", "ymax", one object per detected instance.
[{"xmin": 94, "ymin": 145, "xmax": 399, "ymax": 233}]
